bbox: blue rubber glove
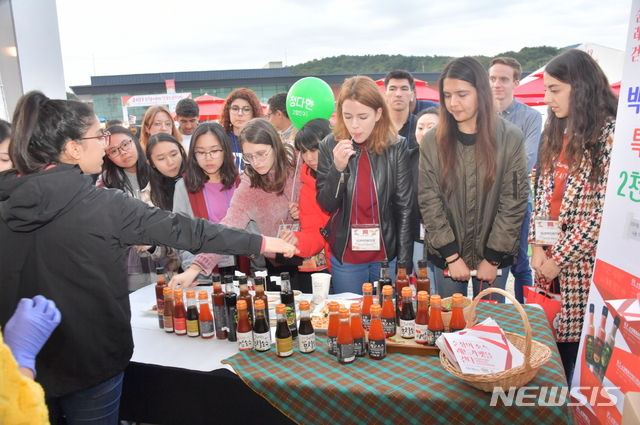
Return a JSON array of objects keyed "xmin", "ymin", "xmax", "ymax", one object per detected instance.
[{"xmin": 4, "ymin": 295, "xmax": 61, "ymax": 376}]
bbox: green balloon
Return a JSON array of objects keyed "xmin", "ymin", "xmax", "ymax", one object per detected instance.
[{"xmin": 286, "ymin": 77, "xmax": 334, "ymax": 130}]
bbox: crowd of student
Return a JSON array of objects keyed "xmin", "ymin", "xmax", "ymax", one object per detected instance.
[{"xmin": 0, "ymin": 49, "xmax": 618, "ymax": 424}]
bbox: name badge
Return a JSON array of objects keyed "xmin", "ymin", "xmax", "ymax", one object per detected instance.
[
  {"xmin": 218, "ymin": 255, "xmax": 236, "ymax": 268},
  {"xmin": 351, "ymin": 224, "xmax": 381, "ymax": 251},
  {"xmin": 534, "ymin": 216, "xmax": 561, "ymax": 246},
  {"xmin": 277, "ymin": 223, "xmax": 300, "ymax": 238},
  {"xmin": 419, "ymin": 220, "xmax": 426, "ymax": 241}
]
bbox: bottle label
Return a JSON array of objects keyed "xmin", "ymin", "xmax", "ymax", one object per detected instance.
[
  {"xmin": 285, "ymin": 303, "xmax": 297, "ymax": 333},
  {"xmin": 298, "ymin": 333, "xmax": 316, "ymax": 353},
  {"xmin": 327, "ymin": 335, "xmax": 337, "ymax": 355},
  {"xmin": 361, "ymin": 314, "xmax": 371, "ymax": 330},
  {"xmin": 163, "ymin": 315, "xmax": 174, "ymax": 332},
  {"xmin": 254, "ymin": 332, "xmax": 271, "ymax": 352},
  {"xmin": 156, "ymin": 298, "xmax": 165, "ymax": 316},
  {"xmin": 426, "ymin": 328, "xmax": 443, "ymax": 346},
  {"xmin": 369, "ymin": 338, "xmax": 386, "ymax": 359},
  {"xmin": 174, "ymin": 318, "xmax": 187, "ymax": 335},
  {"xmin": 382, "ymin": 317, "xmax": 396, "ymax": 336},
  {"xmin": 400, "ymin": 319, "xmax": 415, "ymax": 338},
  {"xmin": 213, "ymin": 305, "xmax": 228, "ymax": 331},
  {"xmin": 415, "ymin": 323, "xmax": 429, "ymax": 343},
  {"xmin": 187, "ymin": 320, "xmax": 200, "ymax": 337},
  {"xmin": 276, "ymin": 337, "xmax": 293, "ymax": 357},
  {"xmin": 337, "ymin": 342, "xmax": 355, "ymax": 363},
  {"xmin": 237, "ymin": 331, "xmax": 254, "ymax": 351},
  {"xmin": 353, "ymin": 337, "xmax": 366, "ymax": 356},
  {"xmin": 199, "ymin": 320, "xmax": 215, "ymax": 338}
]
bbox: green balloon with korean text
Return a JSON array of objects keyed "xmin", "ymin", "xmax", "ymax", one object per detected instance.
[{"xmin": 286, "ymin": 77, "xmax": 335, "ymax": 130}]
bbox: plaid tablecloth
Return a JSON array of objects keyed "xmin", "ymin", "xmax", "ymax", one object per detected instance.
[{"xmin": 222, "ymin": 303, "xmax": 574, "ymax": 425}]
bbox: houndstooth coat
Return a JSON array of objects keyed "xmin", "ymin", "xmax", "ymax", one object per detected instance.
[{"xmin": 529, "ymin": 119, "xmax": 615, "ymax": 343}]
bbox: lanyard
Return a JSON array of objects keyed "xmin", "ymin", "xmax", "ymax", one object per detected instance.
[
  {"xmin": 203, "ymin": 184, "xmax": 230, "ymax": 222},
  {"xmin": 353, "ymin": 154, "xmax": 376, "ymax": 225},
  {"xmin": 406, "ymin": 114, "xmax": 413, "ymax": 147},
  {"xmin": 231, "ymin": 133, "xmax": 243, "ymax": 171}
]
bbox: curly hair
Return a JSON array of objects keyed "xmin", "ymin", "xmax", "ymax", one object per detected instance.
[
  {"xmin": 218, "ymin": 88, "xmax": 265, "ymax": 133},
  {"xmin": 539, "ymin": 49, "xmax": 618, "ymax": 185}
]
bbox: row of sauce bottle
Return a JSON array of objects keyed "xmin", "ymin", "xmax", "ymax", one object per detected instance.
[{"xmin": 154, "ymin": 268, "xmax": 316, "ymax": 356}]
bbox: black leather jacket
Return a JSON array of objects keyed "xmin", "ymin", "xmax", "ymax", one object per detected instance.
[{"xmin": 316, "ymin": 134, "xmax": 414, "ymax": 266}]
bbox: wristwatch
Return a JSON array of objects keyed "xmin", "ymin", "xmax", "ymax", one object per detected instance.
[{"xmin": 488, "ymin": 260, "xmax": 501, "ymax": 267}]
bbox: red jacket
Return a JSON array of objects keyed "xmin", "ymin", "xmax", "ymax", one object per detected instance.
[{"xmin": 295, "ymin": 163, "xmax": 332, "ymax": 271}]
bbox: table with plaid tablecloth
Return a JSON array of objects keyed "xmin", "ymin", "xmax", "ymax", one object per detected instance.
[{"xmin": 222, "ymin": 302, "xmax": 574, "ymax": 425}]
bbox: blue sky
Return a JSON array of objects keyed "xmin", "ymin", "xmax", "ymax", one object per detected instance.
[{"xmin": 56, "ymin": 0, "xmax": 632, "ymax": 88}]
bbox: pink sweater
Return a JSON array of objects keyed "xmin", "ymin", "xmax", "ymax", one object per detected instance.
[{"xmin": 192, "ymin": 169, "xmax": 302, "ymax": 274}]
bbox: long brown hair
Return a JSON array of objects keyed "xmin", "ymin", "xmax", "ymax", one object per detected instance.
[
  {"xmin": 139, "ymin": 105, "xmax": 182, "ymax": 150},
  {"xmin": 333, "ymin": 76, "xmax": 397, "ymax": 155},
  {"xmin": 239, "ymin": 118, "xmax": 295, "ymax": 195},
  {"xmin": 218, "ymin": 89, "xmax": 265, "ymax": 133},
  {"xmin": 436, "ymin": 57, "xmax": 496, "ymax": 196},
  {"xmin": 539, "ymin": 49, "xmax": 618, "ymax": 185}
]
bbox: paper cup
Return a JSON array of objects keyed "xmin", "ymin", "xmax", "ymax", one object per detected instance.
[{"xmin": 311, "ymin": 273, "xmax": 332, "ymax": 305}]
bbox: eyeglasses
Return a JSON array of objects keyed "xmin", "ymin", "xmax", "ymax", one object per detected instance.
[
  {"xmin": 82, "ymin": 130, "xmax": 110, "ymax": 148},
  {"xmin": 242, "ymin": 147, "xmax": 272, "ymax": 164},
  {"xmin": 105, "ymin": 139, "xmax": 134, "ymax": 158},
  {"xmin": 230, "ymin": 106, "xmax": 253, "ymax": 115},
  {"xmin": 194, "ymin": 149, "xmax": 224, "ymax": 160}
]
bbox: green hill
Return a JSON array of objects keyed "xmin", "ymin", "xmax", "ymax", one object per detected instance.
[{"xmin": 290, "ymin": 46, "xmax": 561, "ymax": 75}]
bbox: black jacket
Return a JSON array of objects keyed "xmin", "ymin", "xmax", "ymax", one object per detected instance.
[
  {"xmin": 0, "ymin": 164, "xmax": 263, "ymax": 397},
  {"xmin": 316, "ymin": 135, "xmax": 413, "ymax": 266}
]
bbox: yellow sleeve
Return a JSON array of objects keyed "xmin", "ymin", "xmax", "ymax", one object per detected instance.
[{"xmin": 0, "ymin": 330, "xmax": 50, "ymax": 425}]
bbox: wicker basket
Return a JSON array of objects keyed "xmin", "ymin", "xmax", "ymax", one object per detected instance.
[
  {"xmin": 440, "ymin": 295, "xmax": 476, "ymax": 331},
  {"xmin": 439, "ymin": 287, "xmax": 553, "ymax": 392}
]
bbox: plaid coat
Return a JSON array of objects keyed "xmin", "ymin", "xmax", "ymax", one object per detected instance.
[{"xmin": 529, "ymin": 119, "xmax": 615, "ymax": 342}]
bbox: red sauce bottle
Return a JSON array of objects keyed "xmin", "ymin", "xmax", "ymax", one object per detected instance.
[
  {"xmin": 236, "ymin": 300, "xmax": 254, "ymax": 351},
  {"xmin": 211, "ymin": 276, "xmax": 228, "ymax": 340},
  {"xmin": 185, "ymin": 289, "xmax": 200, "ymax": 337},
  {"xmin": 198, "ymin": 290, "xmax": 215, "ymax": 339},
  {"xmin": 368, "ymin": 304, "xmax": 386, "ymax": 360},
  {"xmin": 394, "ymin": 261, "xmax": 410, "ymax": 324},
  {"xmin": 162, "ymin": 286, "xmax": 174, "ymax": 333},
  {"xmin": 154, "ymin": 267, "xmax": 166, "ymax": 329},
  {"xmin": 326, "ymin": 301, "xmax": 340, "ymax": 355},
  {"xmin": 350, "ymin": 303, "xmax": 366, "ymax": 357},
  {"xmin": 173, "ymin": 289, "xmax": 187, "ymax": 336},
  {"xmin": 336, "ymin": 308, "xmax": 355, "ymax": 364},
  {"xmin": 381, "ymin": 285, "xmax": 396, "ymax": 337},
  {"xmin": 449, "ymin": 293, "xmax": 466, "ymax": 332},
  {"xmin": 415, "ymin": 259, "xmax": 431, "ymax": 295},
  {"xmin": 427, "ymin": 295, "xmax": 444, "ymax": 346},
  {"xmin": 414, "ymin": 291, "xmax": 430, "ymax": 345},
  {"xmin": 361, "ymin": 282, "xmax": 373, "ymax": 330}
]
